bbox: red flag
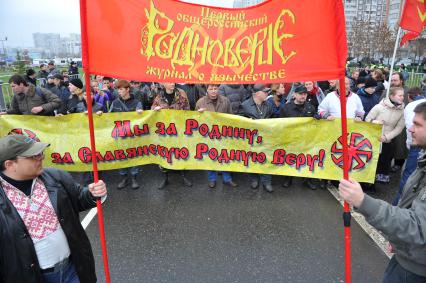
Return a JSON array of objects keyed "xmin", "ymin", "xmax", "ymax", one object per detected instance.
[
  {"xmin": 83, "ymin": 0, "xmax": 347, "ymax": 84},
  {"xmin": 400, "ymin": 0, "xmax": 426, "ymax": 46}
]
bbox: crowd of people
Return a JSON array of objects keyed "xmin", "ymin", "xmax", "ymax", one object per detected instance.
[
  {"xmin": 3, "ymin": 61, "xmax": 425, "ymax": 194},
  {"xmin": 1, "ymin": 60, "xmax": 426, "ymax": 282}
]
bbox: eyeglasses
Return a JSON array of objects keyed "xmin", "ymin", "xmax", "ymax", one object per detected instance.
[{"xmin": 17, "ymin": 152, "xmax": 45, "ymax": 161}]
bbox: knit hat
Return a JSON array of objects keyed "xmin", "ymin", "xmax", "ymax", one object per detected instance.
[
  {"xmin": 70, "ymin": 78, "xmax": 83, "ymax": 89},
  {"xmin": 364, "ymin": 78, "xmax": 378, "ymax": 89},
  {"xmin": 356, "ymin": 77, "xmax": 366, "ymax": 85}
]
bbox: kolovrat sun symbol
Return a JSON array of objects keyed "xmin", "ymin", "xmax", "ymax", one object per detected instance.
[{"xmin": 331, "ymin": 132, "xmax": 373, "ymax": 171}]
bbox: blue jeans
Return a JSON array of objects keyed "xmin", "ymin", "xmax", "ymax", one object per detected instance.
[
  {"xmin": 393, "ymin": 146, "xmax": 421, "ymax": 205},
  {"xmin": 42, "ymin": 262, "xmax": 80, "ymax": 283},
  {"xmin": 382, "ymin": 256, "xmax": 426, "ymax": 283},
  {"xmin": 119, "ymin": 166, "xmax": 139, "ymax": 176},
  {"xmin": 208, "ymin": 171, "xmax": 232, "ymax": 183}
]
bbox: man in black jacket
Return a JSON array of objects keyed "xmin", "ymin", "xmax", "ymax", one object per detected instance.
[
  {"xmin": 280, "ymin": 85, "xmax": 318, "ymax": 189},
  {"xmin": 238, "ymin": 84, "xmax": 274, "ymax": 192},
  {"xmin": 0, "ymin": 134, "xmax": 107, "ymax": 283}
]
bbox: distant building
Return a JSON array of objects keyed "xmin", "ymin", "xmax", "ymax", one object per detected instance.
[{"xmin": 33, "ymin": 32, "xmax": 81, "ymax": 57}]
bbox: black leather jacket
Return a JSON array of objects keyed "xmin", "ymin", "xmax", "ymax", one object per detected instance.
[
  {"xmin": 238, "ymin": 97, "xmax": 274, "ymax": 119},
  {"xmin": 0, "ymin": 168, "xmax": 97, "ymax": 283},
  {"xmin": 279, "ymin": 101, "xmax": 316, "ymax": 118}
]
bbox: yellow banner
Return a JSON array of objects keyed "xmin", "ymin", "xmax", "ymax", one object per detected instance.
[{"xmin": 0, "ymin": 111, "xmax": 381, "ymax": 183}]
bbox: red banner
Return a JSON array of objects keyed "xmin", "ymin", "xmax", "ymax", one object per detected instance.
[
  {"xmin": 400, "ymin": 0, "xmax": 426, "ymax": 46},
  {"xmin": 83, "ymin": 0, "xmax": 347, "ymax": 84}
]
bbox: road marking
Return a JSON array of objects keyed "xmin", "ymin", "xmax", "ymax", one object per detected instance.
[
  {"xmin": 80, "ymin": 186, "xmax": 392, "ymax": 259},
  {"xmin": 81, "ymin": 208, "xmax": 98, "ymax": 230},
  {"xmin": 327, "ymin": 185, "xmax": 392, "ymax": 259}
]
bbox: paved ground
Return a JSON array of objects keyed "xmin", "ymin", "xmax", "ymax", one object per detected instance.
[{"xmin": 79, "ymin": 165, "xmax": 401, "ymax": 283}]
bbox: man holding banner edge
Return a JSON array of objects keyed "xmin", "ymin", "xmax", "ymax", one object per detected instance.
[{"xmin": 339, "ymin": 102, "xmax": 426, "ymax": 282}]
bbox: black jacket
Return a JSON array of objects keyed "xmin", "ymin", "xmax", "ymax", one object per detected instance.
[
  {"xmin": 109, "ymin": 94, "xmax": 142, "ymax": 112},
  {"xmin": 280, "ymin": 101, "xmax": 316, "ymax": 118},
  {"xmin": 238, "ymin": 97, "xmax": 274, "ymax": 119},
  {"xmin": 0, "ymin": 169, "xmax": 97, "ymax": 283}
]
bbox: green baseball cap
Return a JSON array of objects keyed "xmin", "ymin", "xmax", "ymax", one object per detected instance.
[{"xmin": 0, "ymin": 135, "xmax": 49, "ymax": 163}]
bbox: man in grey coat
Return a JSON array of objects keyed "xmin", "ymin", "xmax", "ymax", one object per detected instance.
[{"xmin": 338, "ymin": 102, "xmax": 426, "ymax": 283}]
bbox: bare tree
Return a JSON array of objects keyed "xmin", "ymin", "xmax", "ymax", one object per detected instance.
[
  {"xmin": 348, "ymin": 18, "xmax": 396, "ymax": 64},
  {"xmin": 348, "ymin": 17, "xmax": 375, "ymax": 61},
  {"xmin": 373, "ymin": 23, "xmax": 395, "ymax": 64},
  {"xmin": 410, "ymin": 38, "xmax": 426, "ymax": 65}
]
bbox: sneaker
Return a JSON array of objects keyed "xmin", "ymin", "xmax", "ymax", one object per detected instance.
[
  {"xmin": 381, "ymin": 175, "xmax": 390, "ymax": 183},
  {"xmin": 250, "ymin": 180, "xmax": 259, "ymax": 190},
  {"xmin": 263, "ymin": 184, "xmax": 274, "ymax": 193}
]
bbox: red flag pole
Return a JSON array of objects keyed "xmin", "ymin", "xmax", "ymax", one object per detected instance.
[
  {"xmin": 338, "ymin": 77, "xmax": 351, "ymax": 283},
  {"xmin": 79, "ymin": 0, "xmax": 111, "ymax": 282}
]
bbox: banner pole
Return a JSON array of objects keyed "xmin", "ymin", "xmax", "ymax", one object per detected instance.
[
  {"xmin": 386, "ymin": 27, "xmax": 402, "ymax": 98},
  {"xmin": 79, "ymin": 0, "xmax": 111, "ymax": 282},
  {"xmin": 338, "ymin": 77, "xmax": 351, "ymax": 283}
]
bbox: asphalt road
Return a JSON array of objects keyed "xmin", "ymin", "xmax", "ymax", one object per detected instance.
[{"xmin": 79, "ymin": 165, "xmax": 398, "ymax": 283}]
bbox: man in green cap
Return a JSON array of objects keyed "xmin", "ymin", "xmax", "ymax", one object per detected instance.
[{"xmin": 0, "ymin": 134, "xmax": 107, "ymax": 283}]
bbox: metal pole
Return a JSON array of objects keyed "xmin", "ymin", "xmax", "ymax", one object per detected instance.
[
  {"xmin": 0, "ymin": 37, "xmax": 7, "ymax": 61},
  {"xmin": 386, "ymin": 27, "xmax": 402, "ymax": 97}
]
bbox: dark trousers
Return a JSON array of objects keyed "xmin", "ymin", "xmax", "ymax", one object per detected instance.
[
  {"xmin": 377, "ymin": 141, "xmax": 395, "ymax": 176},
  {"xmin": 382, "ymin": 257, "xmax": 426, "ymax": 283}
]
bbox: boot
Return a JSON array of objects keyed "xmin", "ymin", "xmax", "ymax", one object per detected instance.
[
  {"xmin": 157, "ymin": 171, "xmax": 168, "ymax": 190},
  {"xmin": 282, "ymin": 176, "xmax": 292, "ymax": 188},
  {"xmin": 130, "ymin": 175, "xmax": 139, "ymax": 190},
  {"xmin": 181, "ymin": 171, "xmax": 193, "ymax": 187},
  {"xmin": 117, "ymin": 175, "xmax": 129, "ymax": 190},
  {"xmin": 304, "ymin": 178, "xmax": 318, "ymax": 190}
]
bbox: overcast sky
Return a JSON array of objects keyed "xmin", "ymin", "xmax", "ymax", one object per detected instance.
[{"xmin": 0, "ymin": 0, "xmax": 234, "ymax": 48}]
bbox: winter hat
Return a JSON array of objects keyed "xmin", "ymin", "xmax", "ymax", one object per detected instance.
[
  {"xmin": 364, "ymin": 78, "xmax": 378, "ymax": 89},
  {"xmin": 294, "ymin": 85, "xmax": 308, "ymax": 94},
  {"xmin": 253, "ymin": 84, "xmax": 271, "ymax": 94},
  {"xmin": 356, "ymin": 77, "xmax": 366, "ymax": 85},
  {"xmin": 70, "ymin": 78, "xmax": 83, "ymax": 89}
]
